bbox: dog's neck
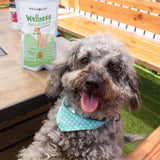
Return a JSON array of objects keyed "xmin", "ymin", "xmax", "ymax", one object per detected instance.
[
  {"xmin": 60, "ymin": 91, "xmax": 88, "ymax": 118},
  {"xmin": 57, "ymin": 97, "xmax": 113, "ymax": 132},
  {"xmin": 64, "ymin": 97, "xmax": 121, "ymax": 123},
  {"xmin": 62, "ymin": 92, "xmax": 120, "ymax": 121},
  {"xmin": 36, "ymin": 32, "xmax": 41, "ymax": 36},
  {"xmin": 67, "ymin": 102, "xmax": 90, "ymax": 119}
]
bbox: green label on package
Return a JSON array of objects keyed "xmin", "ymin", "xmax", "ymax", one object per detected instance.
[{"xmin": 24, "ymin": 33, "xmax": 55, "ymax": 68}]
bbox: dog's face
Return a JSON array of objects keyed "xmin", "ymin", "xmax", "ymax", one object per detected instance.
[
  {"xmin": 46, "ymin": 34, "xmax": 140, "ymax": 120},
  {"xmin": 34, "ymin": 27, "xmax": 40, "ymax": 33}
]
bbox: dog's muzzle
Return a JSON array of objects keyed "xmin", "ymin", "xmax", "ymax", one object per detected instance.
[{"xmin": 85, "ymin": 73, "xmax": 101, "ymax": 91}]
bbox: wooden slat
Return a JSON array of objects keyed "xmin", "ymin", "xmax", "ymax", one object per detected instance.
[
  {"xmin": 58, "ymin": 15, "xmax": 160, "ymax": 72},
  {"xmin": 126, "ymin": 126, "xmax": 160, "ymax": 160},
  {"xmin": 59, "ymin": 0, "xmax": 160, "ymax": 35},
  {"xmin": 58, "ymin": 15, "xmax": 160, "ymax": 56},
  {"xmin": 0, "ymin": 137, "xmax": 33, "ymax": 160},
  {"xmin": 0, "ymin": 0, "xmax": 9, "ymax": 5},
  {"xmin": 58, "ymin": 12, "xmax": 71, "ymax": 17},
  {"xmin": 126, "ymin": 46, "xmax": 160, "ymax": 73},
  {"xmin": 0, "ymin": 65, "xmax": 47, "ymax": 108},
  {"xmin": 0, "ymin": 103, "xmax": 51, "ymax": 130},
  {"xmin": 104, "ymin": 0, "xmax": 160, "ymax": 15},
  {"xmin": 0, "ymin": 111, "xmax": 47, "ymax": 151},
  {"xmin": 58, "ymin": 19, "xmax": 96, "ymax": 38}
]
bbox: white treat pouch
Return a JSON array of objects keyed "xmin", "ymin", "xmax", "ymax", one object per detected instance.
[{"xmin": 15, "ymin": 0, "xmax": 59, "ymax": 71}]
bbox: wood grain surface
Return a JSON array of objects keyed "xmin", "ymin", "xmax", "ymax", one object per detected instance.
[
  {"xmin": 104, "ymin": 0, "xmax": 160, "ymax": 15},
  {"xmin": 58, "ymin": 15, "xmax": 160, "ymax": 72},
  {"xmin": 126, "ymin": 126, "xmax": 160, "ymax": 160},
  {"xmin": 0, "ymin": 0, "xmax": 9, "ymax": 5},
  {"xmin": 59, "ymin": 0, "xmax": 160, "ymax": 35},
  {"xmin": 0, "ymin": 10, "xmax": 70, "ymax": 109}
]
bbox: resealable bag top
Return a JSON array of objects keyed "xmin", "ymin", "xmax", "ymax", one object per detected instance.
[{"xmin": 15, "ymin": 0, "xmax": 59, "ymax": 71}]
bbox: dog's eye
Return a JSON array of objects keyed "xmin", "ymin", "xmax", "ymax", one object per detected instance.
[
  {"xmin": 108, "ymin": 61, "xmax": 121, "ymax": 73},
  {"xmin": 108, "ymin": 62, "xmax": 114, "ymax": 70},
  {"xmin": 81, "ymin": 57, "xmax": 89, "ymax": 64}
]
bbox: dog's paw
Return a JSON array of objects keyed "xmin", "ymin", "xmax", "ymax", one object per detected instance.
[{"xmin": 124, "ymin": 133, "xmax": 146, "ymax": 143}]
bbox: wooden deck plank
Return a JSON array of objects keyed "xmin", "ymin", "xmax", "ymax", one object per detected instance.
[
  {"xmin": 125, "ymin": 126, "xmax": 160, "ymax": 160},
  {"xmin": 104, "ymin": 0, "xmax": 160, "ymax": 15},
  {"xmin": 0, "ymin": 103, "xmax": 51, "ymax": 130},
  {"xmin": 0, "ymin": 0, "xmax": 9, "ymax": 5},
  {"xmin": 58, "ymin": 15, "xmax": 160, "ymax": 72},
  {"xmin": 0, "ymin": 137, "xmax": 33, "ymax": 160},
  {"xmin": 126, "ymin": 46, "xmax": 160, "ymax": 73},
  {"xmin": 0, "ymin": 111, "xmax": 48, "ymax": 151},
  {"xmin": 60, "ymin": 0, "xmax": 160, "ymax": 35},
  {"xmin": 59, "ymin": 15, "xmax": 160, "ymax": 56}
]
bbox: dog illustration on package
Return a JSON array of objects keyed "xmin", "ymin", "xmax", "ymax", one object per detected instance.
[{"xmin": 34, "ymin": 27, "xmax": 49, "ymax": 49}]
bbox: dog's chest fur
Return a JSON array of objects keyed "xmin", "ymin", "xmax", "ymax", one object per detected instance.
[
  {"xmin": 58, "ymin": 122, "xmax": 123, "ymax": 160},
  {"xmin": 34, "ymin": 99, "xmax": 124, "ymax": 160}
]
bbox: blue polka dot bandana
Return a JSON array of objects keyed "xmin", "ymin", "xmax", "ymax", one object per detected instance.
[{"xmin": 56, "ymin": 97, "xmax": 110, "ymax": 132}]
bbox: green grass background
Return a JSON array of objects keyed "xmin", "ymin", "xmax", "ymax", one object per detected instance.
[
  {"xmin": 64, "ymin": 33, "xmax": 160, "ymax": 157},
  {"xmin": 122, "ymin": 64, "xmax": 160, "ymax": 157}
]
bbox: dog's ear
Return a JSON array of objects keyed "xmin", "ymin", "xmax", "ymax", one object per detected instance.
[
  {"xmin": 121, "ymin": 60, "xmax": 141, "ymax": 110},
  {"xmin": 45, "ymin": 42, "xmax": 79, "ymax": 98},
  {"xmin": 127, "ymin": 70, "xmax": 141, "ymax": 110},
  {"xmin": 45, "ymin": 59, "xmax": 68, "ymax": 98},
  {"xmin": 45, "ymin": 40, "xmax": 81, "ymax": 98},
  {"xmin": 118, "ymin": 49, "xmax": 141, "ymax": 110}
]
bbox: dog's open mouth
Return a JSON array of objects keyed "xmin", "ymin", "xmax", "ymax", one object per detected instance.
[{"xmin": 80, "ymin": 91, "xmax": 101, "ymax": 113}]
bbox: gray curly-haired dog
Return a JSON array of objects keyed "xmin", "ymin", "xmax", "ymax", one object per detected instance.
[{"xmin": 18, "ymin": 34, "xmax": 141, "ymax": 160}]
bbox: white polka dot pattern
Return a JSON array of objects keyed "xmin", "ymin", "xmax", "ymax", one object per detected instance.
[{"xmin": 56, "ymin": 98, "xmax": 110, "ymax": 132}]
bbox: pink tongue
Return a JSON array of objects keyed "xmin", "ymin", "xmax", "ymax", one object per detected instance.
[{"xmin": 80, "ymin": 92, "xmax": 99, "ymax": 113}]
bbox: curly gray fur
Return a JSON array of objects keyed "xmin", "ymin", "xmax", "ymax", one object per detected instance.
[{"xmin": 18, "ymin": 34, "xmax": 141, "ymax": 160}]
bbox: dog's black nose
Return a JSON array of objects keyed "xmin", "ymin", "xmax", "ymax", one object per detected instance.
[{"xmin": 85, "ymin": 74, "xmax": 101, "ymax": 89}]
